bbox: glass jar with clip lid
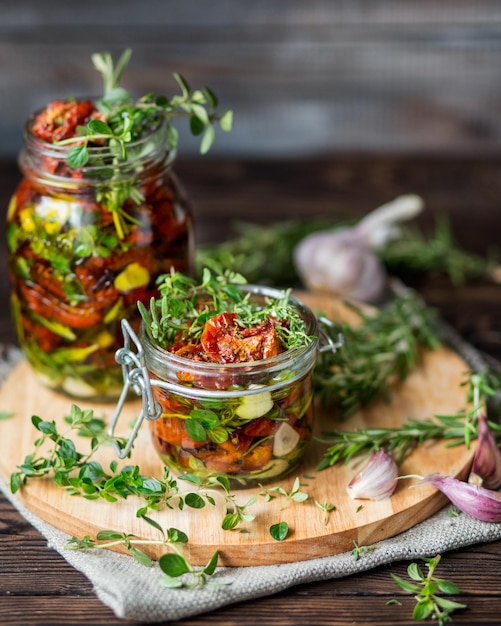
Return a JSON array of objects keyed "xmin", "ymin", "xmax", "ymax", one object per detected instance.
[{"xmin": 108, "ymin": 275, "xmax": 343, "ymax": 488}]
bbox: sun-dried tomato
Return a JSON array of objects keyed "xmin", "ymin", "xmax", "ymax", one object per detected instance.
[{"xmin": 31, "ymin": 100, "xmax": 104, "ymax": 142}]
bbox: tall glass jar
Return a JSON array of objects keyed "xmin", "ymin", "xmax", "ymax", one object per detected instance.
[{"xmin": 7, "ymin": 114, "xmax": 194, "ymax": 401}]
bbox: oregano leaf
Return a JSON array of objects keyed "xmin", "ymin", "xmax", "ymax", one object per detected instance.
[
  {"xmin": 158, "ymin": 553, "xmax": 190, "ymax": 577},
  {"xmin": 269, "ymin": 521, "xmax": 289, "ymax": 541}
]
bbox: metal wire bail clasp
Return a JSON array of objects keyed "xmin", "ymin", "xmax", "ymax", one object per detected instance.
[
  {"xmin": 108, "ymin": 320, "xmax": 162, "ymax": 459},
  {"xmin": 317, "ymin": 316, "xmax": 344, "ymax": 354}
]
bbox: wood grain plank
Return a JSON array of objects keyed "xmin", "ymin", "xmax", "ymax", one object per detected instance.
[
  {"xmin": 1, "ymin": 2, "xmax": 501, "ymax": 157},
  {"xmin": 0, "ymin": 292, "xmax": 476, "ymax": 566}
]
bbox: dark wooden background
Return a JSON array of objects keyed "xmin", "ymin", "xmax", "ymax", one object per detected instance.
[{"xmin": 1, "ymin": 0, "xmax": 501, "ymax": 160}]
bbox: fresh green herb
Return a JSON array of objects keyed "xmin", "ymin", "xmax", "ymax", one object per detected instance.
[
  {"xmin": 259, "ymin": 476, "xmax": 309, "ymax": 506},
  {"xmin": 196, "ymin": 219, "xmax": 333, "ymax": 286},
  {"xmin": 390, "ymin": 555, "xmax": 466, "ymax": 625},
  {"xmin": 138, "ymin": 264, "xmax": 312, "ymax": 352},
  {"xmin": 351, "ymin": 540, "xmax": 376, "ymax": 561},
  {"xmin": 269, "ymin": 521, "xmax": 289, "ymax": 541},
  {"xmin": 379, "ymin": 217, "xmax": 493, "ymax": 285},
  {"xmin": 313, "ymin": 288, "xmax": 442, "ymax": 418},
  {"xmin": 0, "ymin": 411, "xmax": 13, "ymax": 420},
  {"xmin": 56, "ymin": 49, "xmax": 232, "ymax": 239},
  {"xmin": 67, "ymin": 517, "xmax": 220, "ymax": 589},
  {"xmin": 59, "ymin": 49, "xmax": 232, "ymax": 164},
  {"xmin": 10, "ymin": 405, "xmax": 256, "ymax": 531},
  {"xmin": 180, "ymin": 473, "xmax": 256, "ymax": 531},
  {"xmin": 314, "ymin": 500, "xmax": 337, "ymax": 525},
  {"xmin": 317, "ymin": 371, "xmax": 498, "ymax": 470},
  {"xmin": 196, "ymin": 216, "xmax": 494, "ymax": 288}
]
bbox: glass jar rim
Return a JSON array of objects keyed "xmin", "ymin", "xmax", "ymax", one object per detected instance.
[
  {"xmin": 140, "ymin": 284, "xmax": 320, "ymax": 377},
  {"xmin": 20, "ymin": 107, "xmax": 174, "ymax": 185}
]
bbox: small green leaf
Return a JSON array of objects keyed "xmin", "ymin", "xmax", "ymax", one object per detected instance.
[
  {"xmin": 436, "ymin": 578, "xmax": 460, "ymax": 595},
  {"xmin": 159, "ymin": 575, "xmax": 184, "ymax": 588},
  {"xmin": 67, "ymin": 144, "xmax": 89, "ymax": 168},
  {"xmin": 189, "ymin": 115, "xmax": 205, "ymax": 136},
  {"xmin": 96, "ymin": 530, "xmax": 123, "ymax": 540},
  {"xmin": 269, "ymin": 521, "xmax": 289, "ymax": 541},
  {"xmin": 140, "ymin": 515, "xmax": 164, "ymax": 534},
  {"xmin": 167, "ymin": 528, "xmax": 189, "ymax": 545},
  {"xmin": 390, "ymin": 573, "xmax": 420, "ymax": 593},
  {"xmin": 155, "ymin": 95, "xmax": 169, "ymax": 107},
  {"xmin": 407, "ymin": 562, "xmax": 424, "ymax": 581},
  {"xmin": 10, "ymin": 472, "xmax": 22, "ymax": 494},
  {"xmin": 37, "ymin": 420, "xmax": 57, "ymax": 435},
  {"xmin": 200, "ymin": 125, "xmax": 216, "ymax": 155},
  {"xmin": 185, "ymin": 419, "xmax": 207, "ymax": 442},
  {"xmin": 179, "ymin": 473, "xmax": 202, "ymax": 486},
  {"xmin": 222, "ymin": 513, "xmax": 239, "ymax": 530},
  {"xmin": 191, "ymin": 408, "xmax": 220, "ymax": 428},
  {"xmin": 88, "ymin": 119, "xmax": 113, "ymax": 135},
  {"xmin": 184, "ymin": 492, "xmax": 205, "ymax": 509},
  {"xmin": 215, "ymin": 474, "xmax": 231, "ymax": 493},
  {"xmin": 219, "ymin": 109, "xmax": 233, "ymax": 131},
  {"xmin": 190, "ymin": 103, "xmax": 209, "ymax": 125},
  {"xmin": 291, "ymin": 492, "xmax": 309, "ymax": 503},
  {"xmin": 130, "ymin": 546, "xmax": 153, "ymax": 567},
  {"xmin": 433, "ymin": 596, "xmax": 467, "ymax": 610},
  {"xmin": 0, "ymin": 411, "xmax": 13, "ymax": 420},
  {"xmin": 203, "ymin": 550, "xmax": 219, "ymax": 576},
  {"xmin": 173, "ymin": 72, "xmax": 190, "ymax": 97},
  {"xmin": 412, "ymin": 599, "xmax": 434, "ymax": 621},
  {"xmin": 208, "ymin": 426, "xmax": 229, "ymax": 444},
  {"xmin": 31, "ymin": 415, "xmax": 43, "ymax": 429},
  {"xmin": 159, "ymin": 553, "xmax": 190, "ymax": 577}
]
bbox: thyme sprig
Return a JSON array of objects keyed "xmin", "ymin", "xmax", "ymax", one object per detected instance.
[
  {"xmin": 67, "ymin": 519, "xmax": 220, "ymax": 589},
  {"xmin": 317, "ymin": 370, "xmax": 501, "ymax": 470},
  {"xmin": 58, "ymin": 48, "xmax": 232, "ymax": 166},
  {"xmin": 313, "ymin": 289, "xmax": 442, "ymax": 418},
  {"xmin": 138, "ymin": 264, "xmax": 312, "ymax": 351},
  {"xmin": 10, "ymin": 404, "xmax": 256, "ymax": 532},
  {"xmin": 55, "ymin": 49, "xmax": 232, "ymax": 239},
  {"xmin": 389, "ymin": 555, "xmax": 466, "ymax": 625}
]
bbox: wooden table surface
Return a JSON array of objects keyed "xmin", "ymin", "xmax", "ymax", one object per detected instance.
[{"xmin": 1, "ymin": 154, "xmax": 501, "ymax": 625}]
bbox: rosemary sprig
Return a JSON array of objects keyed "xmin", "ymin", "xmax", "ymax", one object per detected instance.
[
  {"xmin": 196, "ymin": 216, "xmax": 493, "ymax": 287},
  {"xmin": 389, "ymin": 555, "xmax": 466, "ymax": 625},
  {"xmin": 196, "ymin": 219, "xmax": 333, "ymax": 286},
  {"xmin": 379, "ymin": 217, "xmax": 492, "ymax": 285},
  {"xmin": 313, "ymin": 289, "xmax": 442, "ymax": 418},
  {"xmin": 317, "ymin": 370, "xmax": 501, "ymax": 470}
]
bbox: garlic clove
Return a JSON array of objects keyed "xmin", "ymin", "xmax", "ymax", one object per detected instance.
[
  {"xmin": 417, "ymin": 473, "xmax": 501, "ymax": 523},
  {"xmin": 469, "ymin": 415, "xmax": 501, "ymax": 490},
  {"xmin": 347, "ymin": 449, "xmax": 398, "ymax": 500}
]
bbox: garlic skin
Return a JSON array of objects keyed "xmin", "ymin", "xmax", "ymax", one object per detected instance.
[
  {"xmin": 469, "ymin": 415, "xmax": 501, "ymax": 490},
  {"xmin": 293, "ymin": 194, "xmax": 423, "ymax": 303},
  {"xmin": 418, "ymin": 473, "xmax": 501, "ymax": 523},
  {"xmin": 347, "ymin": 449, "xmax": 398, "ymax": 501}
]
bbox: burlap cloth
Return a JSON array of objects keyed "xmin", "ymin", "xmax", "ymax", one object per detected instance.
[{"xmin": 2, "ymin": 328, "xmax": 501, "ymax": 623}]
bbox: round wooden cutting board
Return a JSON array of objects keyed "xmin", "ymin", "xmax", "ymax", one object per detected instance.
[{"xmin": 0, "ymin": 294, "xmax": 475, "ymax": 566}]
